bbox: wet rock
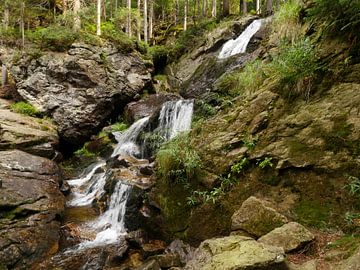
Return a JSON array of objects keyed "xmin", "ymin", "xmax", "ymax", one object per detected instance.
[
  {"xmin": 231, "ymin": 196, "xmax": 288, "ymax": 238},
  {"xmin": 126, "ymin": 230, "xmax": 149, "ymax": 249},
  {"xmin": 124, "ymin": 93, "xmax": 179, "ymax": 123},
  {"xmin": 139, "ymin": 164, "xmax": 154, "ymax": 176},
  {"xmin": 0, "ymin": 106, "xmax": 58, "ymax": 158},
  {"xmin": 60, "ymin": 180, "xmax": 71, "ymax": 195},
  {"xmin": 10, "ymin": 43, "xmax": 153, "ymax": 146},
  {"xmin": 0, "ymin": 150, "xmax": 65, "ymax": 270},
  {"xmin": 135, "ymin": 260, "xmax": 160, "ymax": 270},
  {"xmin": 258, "ymin": 222, "xmax": 315, "ymax": 253},
  {"xmin": 142, "ymin": 240, "xmax": 167, "ymax": 257},
  {"xmin": 149, "ymin": 253, "xmax": 182, "ymax": 268},
  {"xmin": 184, "ymin": 235, "xmax": 286, "ymax": 270}
]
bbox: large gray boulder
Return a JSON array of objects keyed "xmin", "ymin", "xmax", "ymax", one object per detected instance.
[
  {"xmin": 184, "ymin": 235, "xmax": 286, "ymax": 270},
  {"xmin": 231, "ymin": 196, "xmax": 288, "ymax": 238},
  {"xmin": 0, "ymin": 150, "xmax": 65, "ymax": 270},
  {"xmin": 10, "ymin": 43, "xmax": 152, "ymax": 145},
  {"xmin": 0, "ymin": 100, "xmax": 59, "ymax": 158},
  {"xmin": 258, "ymin": 222, "xmax": 315, "ymax": 253}
]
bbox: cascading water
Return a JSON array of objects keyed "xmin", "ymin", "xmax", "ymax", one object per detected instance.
[
  {"xmin": 218, "ymin": 19, "xmax": 264, "ymax": 59},
  {"xmin": 157, "ymin": 99, "xmax": 194, "ymax": 140},
  {"xmin": 66, "ymin": 99, "xmax": 194, "ymax": 249}
]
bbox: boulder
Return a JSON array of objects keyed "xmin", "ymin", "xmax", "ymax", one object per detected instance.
[
  {"xmin": 231, "ymin": 196, "xmax": 288, "ymax": 237},
  {"xmin": 0, "ymin": 150, "xmax": 65, "ymax": 269},
  {"xmin": 287, "ymin": 260, "xmax": 318, "ymax": 270},
  {"xmin": 166, "ymin": 239, "xmax": 195, "ymax": 265},
  {"xmin": 184, "ymin": 235, "xmax": 286, "ymax": 270},
  {"xmin": 0, "ymin": 104, "xmax": 58, "ymax": 159},
  {"xmin": 149, "ymin": 253, "xmax": 182, "ymax": 268},
  {"xmin": 258, "ymin": 222, "xmax": 315, "ymax": 253},
  {"xmin": 10, "ymin": 43, "xmax": 152, "ymax": 146},
  {"xmin": 124, "ymin": 93, "xmax": 179, "ymax": 123}
]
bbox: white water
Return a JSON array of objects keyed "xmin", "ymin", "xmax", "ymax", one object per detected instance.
[
  {"xmin": 218, "ymin": 19, "xmax": 264, "ymax": 59},
  {"xmin": 112, "ymin": 116, "xmax": 150, "ymax": 157},
  {"xmin": 66, "ymin": 100, "xmax": 194, "ymax": 249},
  {"xmin": 158, "ymin": 99, "xmax": 194, "ymax": 140}
]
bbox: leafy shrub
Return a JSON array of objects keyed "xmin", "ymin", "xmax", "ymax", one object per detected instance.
[
  {"xmin": 111, "ymin": 121, "xmax": 128, "ymax": 132},
  {"xmin": 148, "ymin": 45, "xmax": 169, "ymax": 71},
  {"xmin": 101, "ymin": 22, "xmax": 134, "ymax": 52},
  {"xmin": 307, "ymin": 0, "xmax": 360, "ymax": 40},
  {"xmin": 156, "ymin": 133, "xmax": 202, "ymax": 183},
  {"xmin": 265, "ymin": 38, "xmax": 319, "ymax": 98},
  {"xmin": 74, "ymin": 142, "xmax": 95, "ymax": 157},
  {"xmin": 27, "ymin": 25, "xmax": 77, "ymax": 51},
  {"xmin": 10, "ymin": 102, "xmax": 40, "ymax": 117}
]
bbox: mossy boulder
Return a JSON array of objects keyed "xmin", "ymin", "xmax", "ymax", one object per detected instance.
[
  {"xmin": 258, "ymin": 222, "xmax": 315, "ymax": 253},
  {"xmin": 231, "ymin": 196, "xmax": 288, "ymax": 238},
  {"xmin": 184, "ymin": 235, "xmax": 286, "ymax": 270}
]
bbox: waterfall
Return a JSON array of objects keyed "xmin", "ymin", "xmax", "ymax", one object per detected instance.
[
  {"xmin": 218, "ymin": 19, "xmax": 264, "ymax": 59},
  {"xmin": 66, "ymin": 99, "xmax": 194, "ymax": 249},
  {"xmin": 157, "ymin": 99, "xmax": 194, "ymax": 140}
]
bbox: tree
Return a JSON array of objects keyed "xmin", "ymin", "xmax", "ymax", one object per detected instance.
[
  {"xmin": 97, "ymin": 0, "xmax": 102, "ymax": 36},
  {"xmin": 222, "ymin": 0, "xmax": 229, "ymax": 16},
  {"xmin": 211, "ymin": 0, "xmax": 216, "ymax": 17},
  {"xmin": 242, "ymin": 0, "xmax": 247, "ymax": 14},
  {"xmin": 256, "ymin": 0, "xmax": 260, "ymax": 14},
  {"xmin": 73, "ymin": 0, "xmax": 81, "ymax": 31},
  {"xmin": 266, "ymin": 0, "xmax": 273, "ymax": 15},
  {"xmin": 184, "ymin": 0, "xmax": 188, "ymax": 30},
  {"xmin": 144, "ymin": 0, "xmax": 148, "ymax": 43}
]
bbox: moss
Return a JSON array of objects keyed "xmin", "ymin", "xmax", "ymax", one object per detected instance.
[
  {"xmin": 326, "ymin": 234, "xmax": 360, "ymax": 259},
  {"xmin": 10, "ymin": 102, "xmax": 40, "ymax": 117},
  {"xmin": 294, "ymin": 199, "xmax": 332, "ymax": 229}
]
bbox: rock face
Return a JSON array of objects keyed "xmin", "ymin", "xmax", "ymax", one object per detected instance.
[
  {"xmin": 0, "ymin": 101, "xmax": 59, "ymax": 159},
  {"xmin": 0, "ymin": 150, "xmax": 65, "ymax": 270},
  {"xmin": 184, "ymin": 235, "xmax": 286, "ymax": 270},
  {"xmin": 10, "ymin": 43, "xmax": 152, "ymax": 145},
  {"xmin": 124, "ymin": 93, "xmax": 179, "ymax": 123},
  {"xmin": 231, "ymin": 196, "xmax": 288, "ymax": 238},
  {"xmin": 258, "ymin": 222, "xmax": 315, "ymax": 252}
]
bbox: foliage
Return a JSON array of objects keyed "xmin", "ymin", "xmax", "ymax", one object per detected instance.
[
  {"xmin": 265, "ymin": 38, "xmax": 320, "ymax": 98},
  {"xmin": 345, "ymin": 175, "xmax": 360, "ymax": 198},
  {"xmin": 100, "ymin": 21, "xmax": 134, "ymax": 52},
  {"xmin": 74, "ymin": 142, "xmax": 96, "ymax": 158},
  {"xmin": 257, "ymin": 157, "xmax": 273, "ymax": 169},
  {"xmin": 111, "ymin": 121, "xmax": 128, "ymax": 132},
  {"xmin": 148, "ymin": 45, "xmax": 169, "ymax": 70},
  {"xmin": 141, "ymin": 130, "xmax": 166, "ymax": 156},
  {"xmin": 27, "ymin": 25, "xmax": 77, "ymax": 51},
  {"xmin": 307, "ymin": 0, "xmax": 360, "ymax": 40},
  {"xmin": 345, "ymin": 212, "xmax": 360, "ymax": 225},
  {"xmin": 228, "ymin": 157, "xmax": 248, "ymax": 177},
  {"xmin": 271, "ymin": 0, "xmax": 302, "ymax": 44},
  {"xmin": 10, "ymin": 102, "xmax": 40, "ymax": 117},
  {"xmin": 156, "ymin": 133, "xmax": 202, "ymax": 183}
]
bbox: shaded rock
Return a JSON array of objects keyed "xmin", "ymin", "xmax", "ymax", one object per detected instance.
[
  {"xmin": 10, "ymin": 43, "xmax": 152, "ymax": 146},
  {"xmin": 149, "ymin": 253, "xmax": 182, "ymax": 268},
  {"xmin": 184, "ymin": 235, "xmax": 286, "ymax": 270},
  {"xmin": 258, "ymin": 222, "xmax": 315, "ymax": 253},
  {"xmin": 0, "ymin": 150, "xmax": 65, "ymax": 269},
  {"xmin": 135, "ymin": 260, "xmax": 160, "ymax": 270},
  {"xmin": 0, "ymin": 107, "xmax": 58, "ymax": 158},
  {"xmin": 141, "ymin": 240, "xmax": 167, "ymax": 257},
  {"xmin": 124, "ymin": 93, "xmax": 179, "ymax": 123},
  {"xmin": 287, "ymin": 260, "xmax": 317, "ymax": 270},
  {"xmin": 139, "ymin": 164, "xmax": 154, "ymax": 176},
  {"xmin": 231, "ymin": 196, "xmax": 288, "ymax": 237},
  {"xmin": 166, "ymin": 239, "xmax": 195, "ymax": 265}
]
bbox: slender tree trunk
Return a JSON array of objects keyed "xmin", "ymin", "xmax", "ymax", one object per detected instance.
[
  {"xmin": 184, "ymin": 0, "xmax": 188, "ymax": 31},
  {"xmin": 97, "ymin": 0, "xmax": 102, "ymax": 35},
  {"xmin": 62, "ymin": 0, "xmax": 67, "ymax": 14},
  {"xmin": 175, "ymin": 0, "xmax": 179, "ymax": 24},
  {"xmin": 242, "ymin": 0, "xmax": 247, "ymax": 14},
  {"xmin": 2, "ymin": 64, "xmax": 7, "ymax": 87},
  {"xmin": 149, "ymin": 0, "xmax": 154, "ymax": 40},
  {"xmin": 266, "ymin": 0, "xmax": 273, "ymax": 14},
  {"xmin": 127, "ymin": 0, "xmax": 132, "ymax": 37},
  {"xmin": 3, "ymin": 7, "xmax": 9, "ymax": 30},
  {"xmin": 211, "ymin": 0, "xmax": 216, "ymax": 17},
  {"xmin": 256, "ymin": 0, "xmax": 260, "ymax": 15},
  {"xmin": 203, "ymin": 0, "xmax": 208, "ymax": 17},
  {"xmin": 222, "ymin": 0, "xmax": 229, "ymax": 16},
  {"xmin": 73, "ymin": 0, "xmax": 81, "ymax": 31},
  {"xmin": 144, "ymin": 0, "xmax": 148, "ymax": 43},
  {"xmin": 137, "ymin": 0, "xmax": 141, "ymax": 41},
  {"xmin": 21, "ymin": 1, "xmax": 25, "ymax": 48}
]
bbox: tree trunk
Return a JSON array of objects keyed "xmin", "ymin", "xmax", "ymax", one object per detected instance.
[
  {"xmin": 97, "ymin": 0, "xmax": 102, "ymax": 36},
  {"xmin": 222, "ymin": 0, "xmax": 229, "ymax": 17},
  {"xmin": 21, "ymin": 1, "xmax": 25, "ymax": 48},
  {"xmin": 242, "ymin": 0, "xmax": 247, "ymax": 14},
  {"xmin": 256, "ymin": 0, "xmax": 260, "ymax": 15},
  {"xmin": 184, "ymin": 0, "xmax": 188, "ymax": 31},
  {"xmin": 175, "ymin": 0, "xmax": 179, "ymax": 24},
  {"xmin": 211, "ymin": 0, "xmax": 216, "ymax": 17},
  {"xmin": 73, "ymin": 0, "xmax": 81, "ymax": 31},
  {"xmin": 137, "ymin": 0, "xmax": 141, "ymax": 41},
  {"xmin": 203, "ymin": 0, "xmax": 208, "ymax": 17},
  {"xmin": 266, "ymin": 0, "xmax": 273, "ymax": 15},
  {"xmin": 3, "ymin": 6, "xmax": 9, "ymax": 30},
  {"xmin": 62, "ymin": 0, "xmax": 67, "ymax": 14},
  {"xmin": 2, "ymin": 64, "xmax": 7, "ymax": 87},
  {"xmin": 149, "ymin": 0, "xmax": 154, "ymax": 40},
  {"xmin": 127, "ymin": 0, "xmax": 132, "ymax": 37},
  {"xmin": 144, "ymin": 0, "xmax": 148, "ymax": 43}
]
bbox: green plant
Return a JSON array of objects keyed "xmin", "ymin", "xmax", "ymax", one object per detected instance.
[
  {"xmin": 10, "ymin": 102, "xmax": 40, "ymax": 117},
  {"xmin": 74, "ymin": 142, "xmax": 96, "ymax": 157},
  {"xmin": 346, "ymin": 176, "xmax": 360, "ymax": 197},
  {"xmin": 111, "ymin": 121, "xmax": 128, "ymax": 132},
  {"xmin": 156, "ymin": 133, "xmax": 202, "ymax": 183},
  {"xmin": 257, "ymin": 157, "xmax": 273, "ymax": 169},
  {"xmin": 242, "ymin": 137, "xmax": 256, "ymax": 150},
  {"xmin": 229, "ymin": 158, "xmax": 249, "ymax": 176},
  {"xmin": 265, "ymin": 38, "xmax": 320, "ymax": 98},
  {"xmin": 345, "ymin": 212, "xmax": 360, "ymax": 225}
]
